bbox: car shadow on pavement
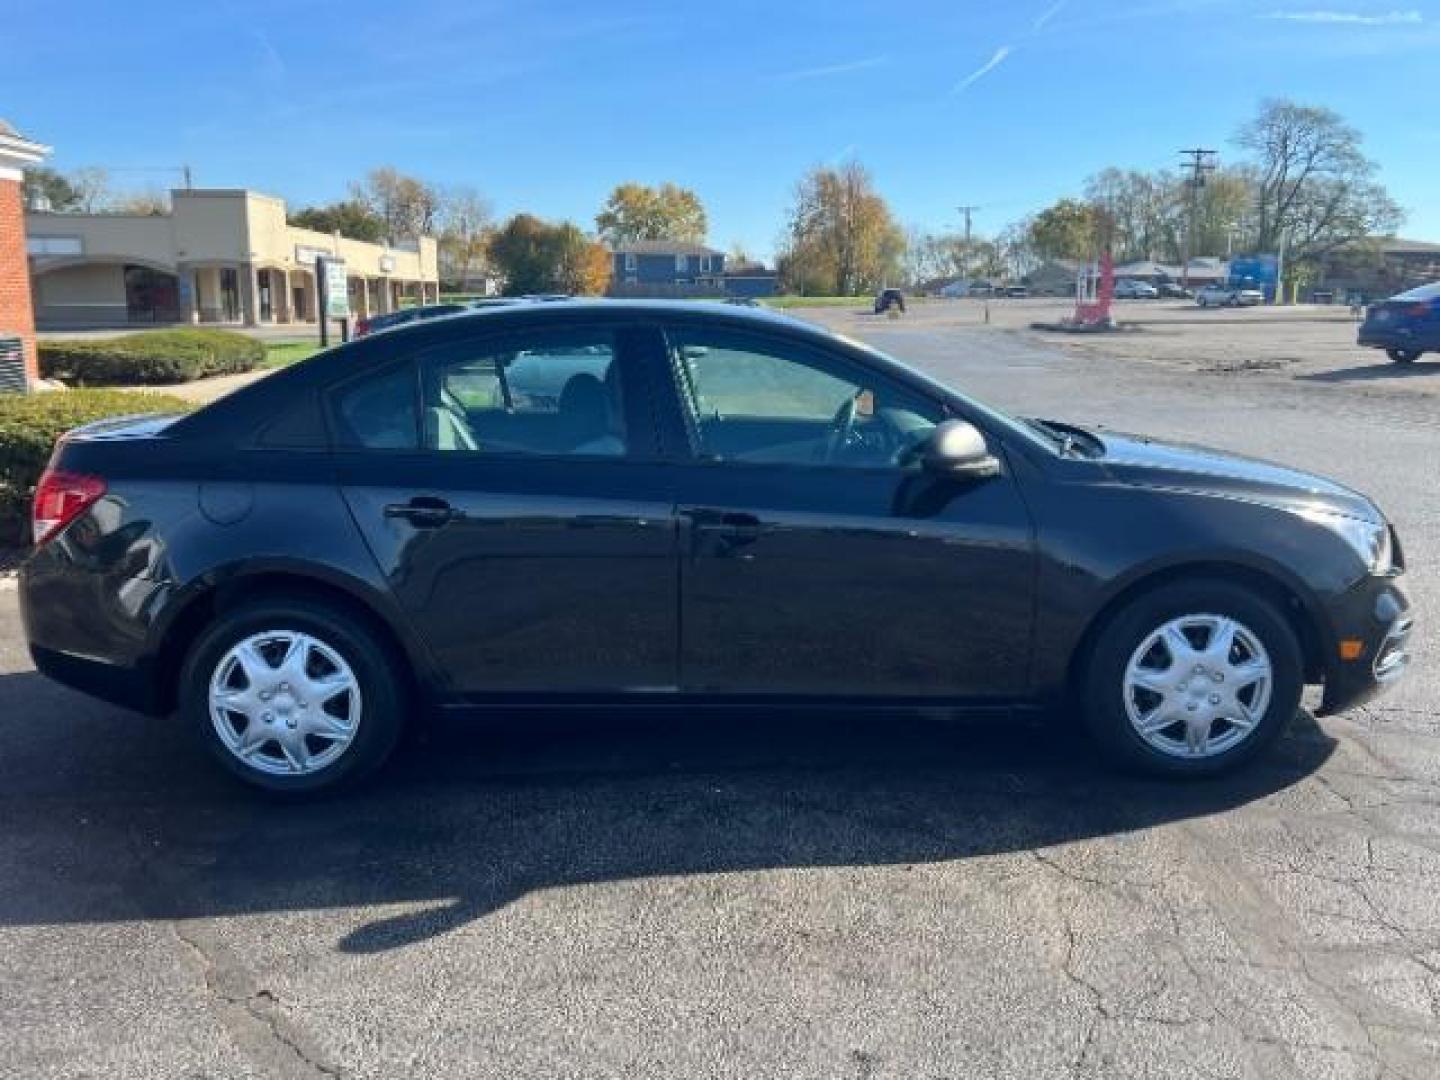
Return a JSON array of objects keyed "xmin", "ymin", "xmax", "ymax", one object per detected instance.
[
  {"xmin": 0, "ymin": 671, "xmax": 1336, "ymax": 953},
  {"xmin": 1298, "ymin": 360, "xmax": 1439, "ymax": 383}
]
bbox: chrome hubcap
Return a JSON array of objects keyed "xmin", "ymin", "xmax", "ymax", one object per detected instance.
[
  {"xmin": 1123, "ymin": 614, "xmax": 1272, "ymax": 759},
  {"xmin": 208, "ymin": 630, "xmax": 361, "ymax": 776}
]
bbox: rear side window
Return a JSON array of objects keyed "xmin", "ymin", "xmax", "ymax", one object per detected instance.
[
  {"xmin": 421, "ymin": 331, "xmax": 628, "ymax": 457},
  {"xmin": 332, "ymin": 364, "xmax": 419, "ymax": 449}
]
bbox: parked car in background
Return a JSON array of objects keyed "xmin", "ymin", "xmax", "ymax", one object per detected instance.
[
  {"xmin": 355, "ymin": 302, "xmax": 468, "ymax": 338},
  {"xmin": 1358, "ymin": 282, "xmax": 1440, "ymax": 364},
  {"xmin": 874, "ymin": 288, "xmax": 906, "ymax": 314},
  {"xmin": 1114, "ymin": 279, "xmax": 1159, "ymax": 300},
  {"xmin": 1196, "ymin": 283, "xmax": 1264, "ymax": 308},
  {"xmin": 1003, "ymin": 285, "xmax": 1029, "ymax": 299},
  {"xmin": 20, "ymin": 301, "xmax": 1412, "ymax": 793},
  {"xmin": 1155, "ymin": 281, "xmax": 1192, "ymax": 299},
  {"xmin": 968, "ymin": 281, "xmax": 996, "ymax": 298}
]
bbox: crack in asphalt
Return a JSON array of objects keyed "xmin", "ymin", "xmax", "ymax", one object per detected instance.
[
  {"xmin": 170, "ymin": 919, "xmax": 343, "ymax": 1080},
  {"xmin": 121, "ymin": 822, "xmax": 343, "ymax": 1079}
]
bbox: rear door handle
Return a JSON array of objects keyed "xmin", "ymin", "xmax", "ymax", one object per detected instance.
[{"xmin": 383, "ymin": 496, "xmax": 462, "ymax": 527}]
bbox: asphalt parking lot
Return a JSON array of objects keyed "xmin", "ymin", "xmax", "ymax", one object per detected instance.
[{"xmin": 2, "ymin": 304, "xmax": 1438, "ymax": 1079}]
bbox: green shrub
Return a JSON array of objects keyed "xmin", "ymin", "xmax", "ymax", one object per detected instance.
[
  {"xmin": 39, "ymin": 329, "xmax": 265, "ymax": 386},
  {"xmin": 0, "ymin": 390, "xmax": 194, "ymax": 546}
]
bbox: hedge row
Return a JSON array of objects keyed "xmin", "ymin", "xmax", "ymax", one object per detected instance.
[
  {"xmin": 0, "ymin": 390, "xmax": 193, "ymax": 546},
  {"xmin": 39, "ymin": 328, "xmax": 264, "ymax": 386}
]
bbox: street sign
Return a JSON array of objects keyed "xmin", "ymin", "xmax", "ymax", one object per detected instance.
[{"xmin": 319, "ymin": 257, "xmax": 350, "ymax": 320}]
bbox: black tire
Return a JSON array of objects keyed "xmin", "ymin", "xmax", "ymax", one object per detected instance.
[
  {"xmin": 1082, "ymin": 579, "xmax": 1304, "ymax": 778},
  {"xmin": 179, "ymin": 597, "xmax": 406, "ymax": 793},
  {"xmin": 1386, "ymin": 348, "xmax": 1421, "ymax": 364}
]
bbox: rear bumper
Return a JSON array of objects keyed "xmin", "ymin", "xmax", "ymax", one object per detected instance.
[
  {"xmin": 28, "ymin": 643, "xmax": 161, "ymax": 713},
  {"xmin": 1317, "ymin": 574, "xmax": 1414, "ymax": 715},
  {"xmin": 1358, "ymin": 326, "xmax": 1438, "ymax": 351},
  {"xmin": 19, "ymin": 551, "xmax": 170, "ymax": 716}
]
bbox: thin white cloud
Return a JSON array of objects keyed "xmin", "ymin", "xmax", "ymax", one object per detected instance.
[
  {"xmin": 1033, "ymin": 0, "xmax": 1069, "ymax": 30},
  {"xmin": 1260, "ymin": 9, "xmax": 1422, "ymax": 24},
  {"xmin": 769, "ymin": 55, "xmax": 891, "ymax": 82},
  {"xmin": 952, "ymin": 45, "xmax": 1013, "ymax": 95}
]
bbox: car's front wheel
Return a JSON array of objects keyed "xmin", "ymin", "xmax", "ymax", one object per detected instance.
[
  {"xmin": 1082, "ymin": 580, "xmax": 1303, "ymax": 777},
  {"xmin": 1386, "ymin": 348, "xmax": 1422, "ymax": 364},
  {"xmin": 180, "ymin": 598, "xmax": 406, "ymax": 793}
]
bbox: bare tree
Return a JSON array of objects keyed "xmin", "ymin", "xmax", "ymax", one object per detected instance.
[
  {"xmin": 1235, "ymin": 99, "xmax": 1402, "ymax": 261},
  {"xmin": 435, "ymin": 185, "xmax": 495, "ymax": 289}
]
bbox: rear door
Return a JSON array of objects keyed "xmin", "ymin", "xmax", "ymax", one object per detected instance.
[{"xmin": 330, "ymin": 323, "xmax": 679, "ymax": 698}]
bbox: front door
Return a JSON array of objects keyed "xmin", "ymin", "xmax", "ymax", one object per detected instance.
[
  {"xmin": 656, "ymin": 323, "xmax": 1035, "ymax": 700},
  {"xmin": 332, "ymin": 325, "xmax": 679, "ymax": 697}
]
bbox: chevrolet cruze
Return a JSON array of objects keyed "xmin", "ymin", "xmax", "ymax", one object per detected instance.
[{"xmin": 20, "ymin": 301, "xmax": 1414, "ymax": 792}]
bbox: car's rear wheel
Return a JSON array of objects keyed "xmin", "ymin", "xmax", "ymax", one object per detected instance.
[
  {"xmin": 1082, "ymin": 580, "xmax": 1303, "ymax": 777},
  {"xmin": 1386, "ymin": 348, "xmax": 1421, "ymax": 364},
  {"xmin": 180, "ymin": 598, "xmax": 405, "ymax": 793}
]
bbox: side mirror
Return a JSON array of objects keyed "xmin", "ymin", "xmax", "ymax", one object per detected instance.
[{"xmin": 922, "ymin": 420, "xmax": 1001, "ymax": 479}]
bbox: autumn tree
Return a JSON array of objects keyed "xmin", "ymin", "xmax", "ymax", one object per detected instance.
[
  {"xmin": 553, "ymin": 223, "xmax": 612, "ymax": 295},
  {"xmin": 595, "ymin": 182, "xmax": 708, "ymax": 244},
  {"xmin": 488, "ymin": 214, "xmax": 610, "ymax": 296},
  {"xmin": 1026, "ymin": 199, "xmax": 1101, "ymax": 261},
  {"xmin": 289, "ymin": 200, "xmax": 387, "ymax": 242},
  {"xmin": 1234, "ymin": 99, "xmax": 1401, "ymax": 262},
  {"xmin": 779, "ymin": 161, "xmax": 904, "ymax": 295},
  {"xmin": 351, "ymin": 166, "xmax": 441, "ymax": 239}
]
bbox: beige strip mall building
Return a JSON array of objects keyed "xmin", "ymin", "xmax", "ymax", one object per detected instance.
[{"xmin": 25, "ymin": 188, "xmax": 439, "ymax": 329}]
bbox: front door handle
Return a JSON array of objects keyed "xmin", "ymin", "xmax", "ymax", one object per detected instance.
[
  {"xmin": 384, "ymin": 496, "xmax": 462, "ymax": 528},
  {"xmin": 681, "ymin": 508, "xmax": 762, "ymax": 534},
  {"xmin": 680, "ymin": 508, "xmax": 764, "ymax": 556}
]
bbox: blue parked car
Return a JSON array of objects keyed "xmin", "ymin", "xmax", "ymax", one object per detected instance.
[{"xmin": 1358, "ymin": 282, "xmax": 1440, "ymax": 364}]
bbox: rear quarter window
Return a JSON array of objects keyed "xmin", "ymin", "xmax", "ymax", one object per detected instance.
[{"xmin": 332, "ymin": 364, "xmax": 420, "ymax": 449}]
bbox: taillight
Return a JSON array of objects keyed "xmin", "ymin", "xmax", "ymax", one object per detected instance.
[
  {"xmin": 355, "ymin": 319, "xmax": 371, "ymax": 337},
  {"xmin": 32, "ymin": 469, "xmax": 106, "ymax": 546},
  {"xmin": 1407, "ymin": 303, "xmax": 1432, "ymax": 317}
]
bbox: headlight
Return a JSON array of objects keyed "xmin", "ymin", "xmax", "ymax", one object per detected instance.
[{"xmin": 1302, "ymin": 510, "xmax": 1392, "ymax": 574}]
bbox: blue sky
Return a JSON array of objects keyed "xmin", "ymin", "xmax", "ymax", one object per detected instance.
[{"xmin": 4, "ymin": 0, "xmax": 1437, "ymax": 259}]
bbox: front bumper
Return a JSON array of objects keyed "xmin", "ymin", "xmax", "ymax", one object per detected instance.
[{"xmin": 1317, "ymin": 573, "xmax": 1414, "ymax": 715}]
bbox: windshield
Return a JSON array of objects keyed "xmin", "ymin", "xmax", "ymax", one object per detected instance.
[{"xmin": 1392, "ymin": 282, "xmax": 1440, "ymax": 302}]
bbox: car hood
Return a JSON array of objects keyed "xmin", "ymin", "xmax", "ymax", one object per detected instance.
[{"xmin": 1089, "ymin": 429, "xmax": 1381, "ymax": 523}]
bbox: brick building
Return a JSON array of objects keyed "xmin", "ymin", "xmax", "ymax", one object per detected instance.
[{"xmin": 0, "ymin": 120, "xmax": 50, "ymax": 385}]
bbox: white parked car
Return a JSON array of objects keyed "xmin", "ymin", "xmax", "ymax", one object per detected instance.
[
  {"xmin": 1196, "ymin": 283, "xmax": 1265, "ymax": 308},
  {"xmin": 1114, "ymin": 278, "xmax": 1159, "ymax": 299}
]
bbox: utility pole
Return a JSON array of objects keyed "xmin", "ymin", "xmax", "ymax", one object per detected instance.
[
  {"xmin": 1177, "ymin": 149, "xmax": 1217, "ymax": 287},
  {"xmin": 955, "ymin": 205, "xmax": 980, "ymax": 244},
  {"xmin": 956, "ymin": 205, "xmax": 981, "ymax": 283}
]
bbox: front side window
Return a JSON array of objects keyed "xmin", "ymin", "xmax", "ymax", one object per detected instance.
[
  {"xmin": 423, "ymin": 331, "xmax": 628, "ymax": 456},
  {"xmin": 667, "ymin": 329, "xmax": 942, "ymax": 469}
]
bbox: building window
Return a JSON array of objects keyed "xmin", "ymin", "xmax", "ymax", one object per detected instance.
[
  {"xmin": 699, "ymin": 256, "xmax": 710, "ymax": 273},
  {"xmin": 675, "ymin": 254, "xmax": 688, "ymax": 274},
  {"xmin": 624, "ymin": 253, "xmax": 637, "ymax": 272},
  {"xmin": 26, "ymin": 236, "xmax": 83, "ymax": 256}
]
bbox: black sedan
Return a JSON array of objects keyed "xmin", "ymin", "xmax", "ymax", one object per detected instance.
[
  {"xmin": 1358, "ymin": 281, "xmax": 1440, "ymax": 363},
  {"xmin": 20, "ymin": 301, "xmax": 1414, "ymax": 792}
]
